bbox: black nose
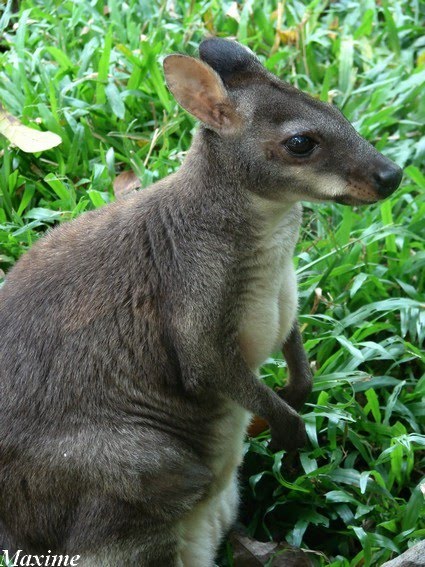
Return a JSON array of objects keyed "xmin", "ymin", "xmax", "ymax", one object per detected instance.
[{"xmin": 373, "ymin": 165, "xmax": 403, "ymax": 197}]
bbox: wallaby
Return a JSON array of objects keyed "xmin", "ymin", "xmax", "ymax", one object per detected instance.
[{"xmin": 0, "ymin": 38, "xmax": 402, "ymax": 566}]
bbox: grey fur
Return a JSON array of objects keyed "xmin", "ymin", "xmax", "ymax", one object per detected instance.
[{"xmin": 0, "ymin": 38, "xmax": 401, "ymax": 565}]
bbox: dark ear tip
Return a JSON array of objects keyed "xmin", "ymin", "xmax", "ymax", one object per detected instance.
[
  {"xmin": 199, "ymin": 37, "xmax": 260, "ymax": 81},
  {"xmin": 199, "ymin": 37, "xmax": 237, "ymax": 53},
  {"xmin": 199, "ymin": 36, "xmax": 255, "ymax": 60}
]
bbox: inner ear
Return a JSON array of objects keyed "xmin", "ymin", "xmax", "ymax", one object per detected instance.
[{"xmin": 163, "ymin": 55, "xmax": 241, "ymax": 134}]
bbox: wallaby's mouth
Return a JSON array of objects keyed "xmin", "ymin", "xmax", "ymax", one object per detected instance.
[{"xmin": 335, "ymin": 194, "xmax": 380, "ymax": 206}]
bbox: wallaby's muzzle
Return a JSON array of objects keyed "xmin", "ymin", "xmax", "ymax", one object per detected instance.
[{"xmin": 339, "ymin": 151, "xmax": 403, "ymax": 206}]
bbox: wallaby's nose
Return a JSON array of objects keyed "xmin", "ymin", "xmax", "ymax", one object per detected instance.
[{"xmin": 373, "ymin": 164, "xmax": 403, "ymax": 198}]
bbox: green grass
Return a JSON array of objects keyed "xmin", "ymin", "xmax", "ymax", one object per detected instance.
[{"xmin": 0, "ymin": 0, "xmax": 424, "ymax": 565}]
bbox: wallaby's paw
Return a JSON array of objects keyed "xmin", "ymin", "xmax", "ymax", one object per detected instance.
[
  {"xmin": 278, "ymin": 384, "xmax": 311, "ymax": 412},
  {"xmin": 269, "ymin": 414, "xmax": 308, "ymax": 453}
]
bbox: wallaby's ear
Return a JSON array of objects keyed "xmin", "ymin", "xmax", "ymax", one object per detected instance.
[{"xmin": 163, "ymin": 54, "xmax": 242, "ymax": 135}]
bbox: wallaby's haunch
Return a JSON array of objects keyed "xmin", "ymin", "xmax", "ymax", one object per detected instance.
[{"xmin": 0, "ymin": 39, "xmax": 402, "ymax": 566}]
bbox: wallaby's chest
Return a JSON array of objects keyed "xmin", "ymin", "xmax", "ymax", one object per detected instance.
[{"xmin": 237, "ymin": 203, "xmax": 300, "ymax": 370}]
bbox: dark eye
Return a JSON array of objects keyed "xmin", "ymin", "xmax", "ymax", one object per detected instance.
[{"xmin": 284, "ymin": 135, "xmax": 317, "ymax": 156}]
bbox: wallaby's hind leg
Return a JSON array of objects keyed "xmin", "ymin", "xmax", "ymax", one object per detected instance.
[
  {"xmin": 0, "ymin": 524, "xmax": 14, "ymax": 556},
  {"xmin": 0, "ymin": 430, "xmax": 213, "ymax": 560},
  {"xmin": 180, "ymin": 470, "xmax": 240, "ymax": 567},
  {"xmin": 77, "ymin": 544, "xmax": 183, "ymax": 567},
  {"xmin": 65, "ymin": 497, "xmax": 183, "ymax": 567}
]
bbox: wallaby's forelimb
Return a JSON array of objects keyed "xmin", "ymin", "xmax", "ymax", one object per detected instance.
[
  {"xmin": 220, "ymin": 362, "xmax": 308, "ymax": 452},
  {"xmin": 173, "ymin": 326, "xmax": 307, "ymax": 452},
  {"xmin": 279, "ymin": 323, "xmax": 313, "ymax": 411}
]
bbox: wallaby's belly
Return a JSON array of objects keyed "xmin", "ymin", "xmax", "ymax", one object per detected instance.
[{"xmin": 238, "ymin": 256, "xmax": 298, "ymax": 370}]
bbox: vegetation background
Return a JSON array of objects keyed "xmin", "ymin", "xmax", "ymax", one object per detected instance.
[{"xmin": 0, "ymin": 0, "xmax": 424, "ymax": 565}]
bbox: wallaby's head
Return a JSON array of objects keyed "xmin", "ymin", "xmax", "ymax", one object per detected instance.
[{"xmin": 164, "ymin": 38, "xmax": 402, "ymax": 206}]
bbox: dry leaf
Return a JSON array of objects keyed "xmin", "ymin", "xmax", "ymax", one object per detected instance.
[
  {"xmin": 417, "ymin": 52, "xmax": 425, "ymax": 67},
  {"xmin": 113, "ymin": 170, "xmax": 141, "ymax": 200},
  {"xmin": 310, "ymin": 287, "xmax": 323, "ymax": 315},
  {"xmin": 329, "ymin": 17, "xmax": 339, "ymax": 30},
  {"xmin": 279, "ymin": 29, "xmax": 298, "ymax": 45},
  {"xmin": 248, "ymin": 415, "xmax": 269, "ymax": 437},
  {"xmin": 202, "ymin": 9, "xmax": 215, "ymax": 33},
  {"xmin": 230, "ymin": 532, "xmax": 313, "ymax": 567},
  {"xmin": 0, "ymin": 104, "xmax": 62, "ymax": 153}
]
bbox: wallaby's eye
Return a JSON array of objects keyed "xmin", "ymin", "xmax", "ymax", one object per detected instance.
[{"xmin": 284, "ymin": 135, "xmax": 317, "ymax": 156}]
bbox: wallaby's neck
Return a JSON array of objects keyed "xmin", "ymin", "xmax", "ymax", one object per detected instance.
[
  {"xmin": 175, "ymin": 128, "xmax": 300, "ymax": 234},
  {"xmin": 177, "ymin": 128, "xmax": 247, "ymax": 191}
]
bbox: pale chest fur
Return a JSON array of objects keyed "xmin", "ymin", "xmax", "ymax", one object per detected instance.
[{"xmin": 238, "ymin": 199, "xmax": 302, "ymax": 370}]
